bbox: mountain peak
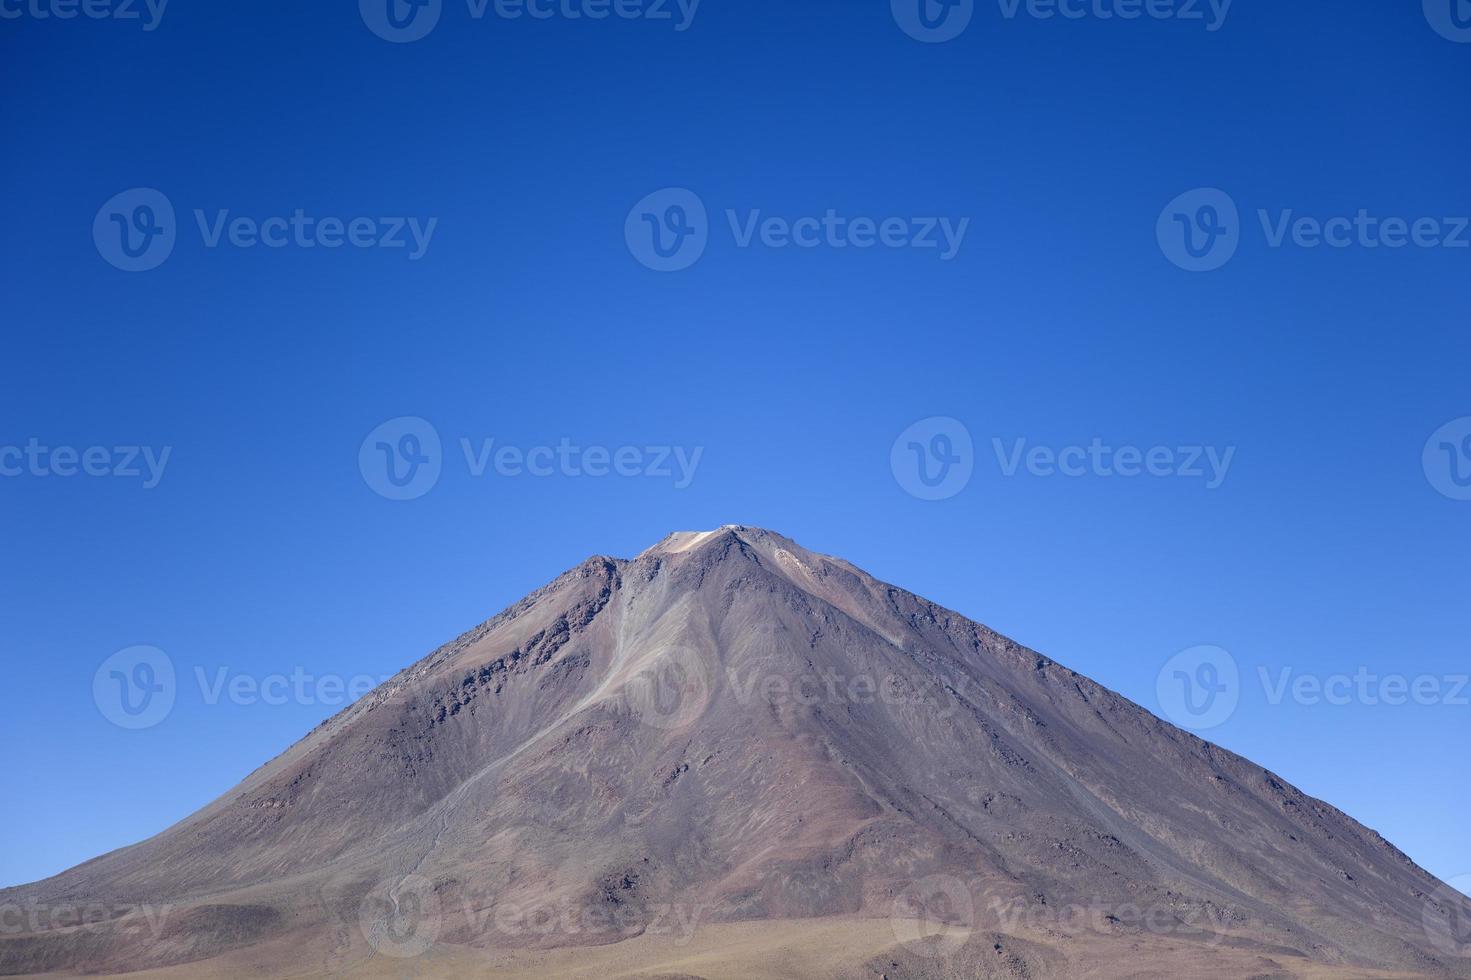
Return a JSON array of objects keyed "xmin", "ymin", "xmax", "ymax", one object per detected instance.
[
  {"xmin": 3, "ymin": 531, "xmax": 1464, "ymax": 978},
  {"xmin": 639, "ymin": 524, "xmax": 777, "ymax": 557}
]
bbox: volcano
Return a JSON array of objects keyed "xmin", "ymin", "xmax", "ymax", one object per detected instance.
[{"xmin": 3, "ymin": 526, "xmax": 1468, "ymax": 979}]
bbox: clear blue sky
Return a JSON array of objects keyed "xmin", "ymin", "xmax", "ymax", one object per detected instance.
[{"xmin": 2, "ymin": 1, "xmax": 1468, "ymax": 891}]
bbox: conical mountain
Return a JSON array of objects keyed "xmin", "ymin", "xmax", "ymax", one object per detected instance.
[{"xmin": 3, "ymin": 526, "xmax": 1467, "ymax": 979}]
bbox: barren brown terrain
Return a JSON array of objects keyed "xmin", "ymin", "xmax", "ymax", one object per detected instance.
[{"xmin": 3, "ymin": 526, "xmax": 1468, "ymax": 978}]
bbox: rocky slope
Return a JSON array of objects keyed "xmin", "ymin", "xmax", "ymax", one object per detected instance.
[{"xmin": 2, "ymin": 526, "xmax": 1467, "ymax": 978}]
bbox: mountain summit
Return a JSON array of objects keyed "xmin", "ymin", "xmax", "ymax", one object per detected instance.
[{"xmin": 4, "ymin": 527, "xmax": 1468, "ymax": 978}]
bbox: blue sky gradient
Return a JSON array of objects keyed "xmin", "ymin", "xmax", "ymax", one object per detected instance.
[{"xmin": 2, "ymin": 0, "xmax": 1468, "ymax": 890}]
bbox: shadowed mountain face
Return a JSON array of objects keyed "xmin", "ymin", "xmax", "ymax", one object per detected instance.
[{"xmin": 3, "ymin": 526, "xmax": 1468, "ymax": 978}]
